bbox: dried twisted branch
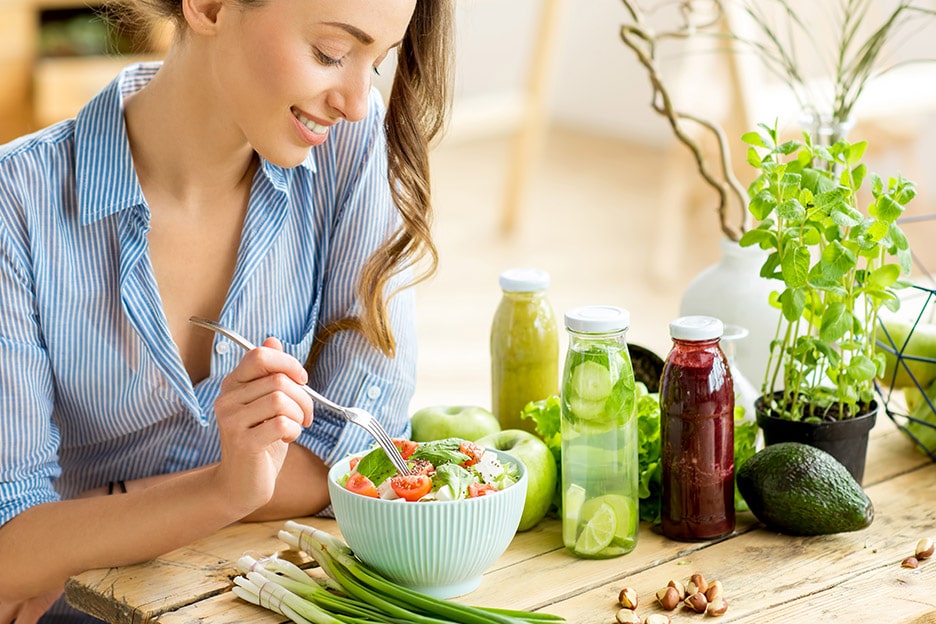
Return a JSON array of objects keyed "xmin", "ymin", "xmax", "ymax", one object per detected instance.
[{"xmin": 619, "ymin": 0, "xmax": 748, "ymax": 241}]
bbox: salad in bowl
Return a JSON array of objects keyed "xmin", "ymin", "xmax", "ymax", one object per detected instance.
[
  {"xmin": 338, "ymin": 437, "xmax": 520, "ymax": 502},
  {"xmin": 327, "ymin": 439, "xmax": 528, "ymax": 598}
]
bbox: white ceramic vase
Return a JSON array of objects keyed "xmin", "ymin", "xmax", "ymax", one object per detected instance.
[{"xmin": 679, "ymin": 237, "xmax": 779, "ymax": 390}]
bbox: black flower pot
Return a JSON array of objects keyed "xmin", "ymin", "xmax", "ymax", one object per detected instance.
[{"xmin": 755, "ymin": 395, "xmax": 877, "ymax": 484}]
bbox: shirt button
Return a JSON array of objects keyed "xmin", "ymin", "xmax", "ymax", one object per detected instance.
[
  {"xmin": 215, "ymin": 341, "xmax": 231, "ymax": 355},
  {"xmin": 366, "ymin": 385, "xmax": 382, "ymax": 400}
]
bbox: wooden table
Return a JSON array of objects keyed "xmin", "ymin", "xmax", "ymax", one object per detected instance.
[{"xmin": 66, "ymin": 415, "xmax": 936, "ymax": 624}]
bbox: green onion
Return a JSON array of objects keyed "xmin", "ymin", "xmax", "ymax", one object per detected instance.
[
  {"xmin": 279, "ymin": 521, "xmax": 561, "ymax": 624},
  {"xmin": 231, "ymin": 521, "xmax": 564, "ymax": 624}
]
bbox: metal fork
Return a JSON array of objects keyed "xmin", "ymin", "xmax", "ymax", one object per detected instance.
[{"xmin": 188, "ymin": 316, "xmax": 411, "ymax": 476}]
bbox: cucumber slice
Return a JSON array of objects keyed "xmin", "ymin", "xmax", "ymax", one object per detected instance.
[
  {"xmin": 568, "ymin": 395, "xmax": 607, "ymax": 421},
  {"xmin": 570, "ymin": 360, "xmax": 614, "ymax": 401}
]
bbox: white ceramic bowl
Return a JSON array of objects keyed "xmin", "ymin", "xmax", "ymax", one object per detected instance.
[{"xmin": 327, "ymin": 448, "xmax": 527, "ymax": 599}]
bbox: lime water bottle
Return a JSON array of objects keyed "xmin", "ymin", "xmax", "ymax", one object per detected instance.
[{"xmin": 560, "ymin": 305, "xmax": 638, "ymax": 558}]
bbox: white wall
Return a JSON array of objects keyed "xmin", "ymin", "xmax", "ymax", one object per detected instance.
[{"xmin": 446, "ymin": 0, "xmax": 936, "ymax": 149}]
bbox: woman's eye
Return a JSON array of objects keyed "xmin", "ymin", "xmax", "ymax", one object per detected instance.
[{"xmin": 314, "ymin": 48, "xmax": 344, "ymax": 67}]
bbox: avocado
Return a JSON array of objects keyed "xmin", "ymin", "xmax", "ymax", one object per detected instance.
[{"xmin": 737, "ymin": 442, "xmax": 874, "ymax": 535}]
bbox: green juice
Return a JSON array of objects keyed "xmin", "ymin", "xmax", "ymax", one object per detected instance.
[{"xmin": 490, "ymin": 270, "xmax": 559, "ymax": 433}]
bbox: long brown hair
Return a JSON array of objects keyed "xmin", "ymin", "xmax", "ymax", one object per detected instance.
[
  {"xmin": 312, "ymin": 0, "xmax": 453, "ymax": 362},
  {"xmin": 129, "ymin": 0, "xmax": 454, "ymax": 361}
]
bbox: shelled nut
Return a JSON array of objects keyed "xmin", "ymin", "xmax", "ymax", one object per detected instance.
[
  {"xmin": 902, "ymin": 556, "xmax": 920, "ymax": 569},
  {"xmin": 656, "ymin": 586, "xmax": 681, "ymax": 611},
  {"xmin": 687, "ymin": 573, "xmax": 708, "ymax": 596},
  {"xmin": 704, "ymin": 580, "xmax": 723, "ymax": 602},
  {"xmin": 644, "ymin": 615, "xmax": 671, "ymax": 624},
  {"xmin": 667, "ymin": 579, "xmax": 686, "ymax": 598},
  {"xmin": 706, "ymin": 595, "xmax": 729, "ymax": 617},
  {"xmin": 615, "ymin": 607, "xmax": 642, "ymax": 624},
  {"xmin": 684, "ymin": 591, "xmax": 709, "ymax": 613},
  {"xmin": 916, "ymin": 538, "xmax": 934, "ymax": 560},
  {"xmin": 618, "ymin": 586, "xmax": 639, "ymax": 610}
]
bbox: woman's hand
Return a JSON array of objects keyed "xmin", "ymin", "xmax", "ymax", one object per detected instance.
[
  {"xmin": 0, "ymin": 587, "xmax": 62, "ymax": 624},
  {"xmin": 212, "ymin": 337, "xmax": 315, "ymax": 514}
]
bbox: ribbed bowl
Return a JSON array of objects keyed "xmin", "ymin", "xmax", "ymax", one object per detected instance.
[{"xmin": 327, "ymin": 448, "xmax": 527, "ymax": 599}]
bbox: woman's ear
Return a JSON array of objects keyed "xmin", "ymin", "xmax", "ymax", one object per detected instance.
[{"xmin": 180, "ymin": 0, "xmax": 226, "ymax": 35}]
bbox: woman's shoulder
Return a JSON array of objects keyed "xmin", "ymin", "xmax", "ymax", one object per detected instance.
[{"xmin": 0, "ymin": 120, "xmax": 76, "ymax": 168}]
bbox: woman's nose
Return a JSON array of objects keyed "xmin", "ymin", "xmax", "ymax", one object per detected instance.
[{"xmin": 329, "ymin": 67, "xmax": 372, "ymax": 122}]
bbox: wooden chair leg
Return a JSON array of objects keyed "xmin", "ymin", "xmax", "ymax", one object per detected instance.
[{"xmin": 500, "ymin": 0, "xmax": 563, "ymax": 235}]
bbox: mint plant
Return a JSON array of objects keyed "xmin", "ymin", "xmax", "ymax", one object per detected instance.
[{"xmin": 739, "ymin": 123, "xmax": 916, "ymax": 422}]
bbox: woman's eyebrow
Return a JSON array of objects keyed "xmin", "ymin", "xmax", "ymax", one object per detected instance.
[{"xmin": 322, "ymin": 21, "xmax": 375, "ymax": 45}]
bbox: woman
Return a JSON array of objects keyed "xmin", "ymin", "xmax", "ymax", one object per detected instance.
[{"xmin": 0, "ymin": 0, "xmax": 453, "ymax": 621}]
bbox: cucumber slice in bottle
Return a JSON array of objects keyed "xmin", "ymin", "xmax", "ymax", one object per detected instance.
[
  {"xmin": 570, "ymin": 360, "xmax": 614, "ymax": 401},
  {"xmin": 568, "ymin": 395, "xmax": 607, "ymax": 421}
]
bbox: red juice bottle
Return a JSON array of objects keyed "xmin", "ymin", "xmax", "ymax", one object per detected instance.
[{"xmin": 660, "ymin": 316, "xmax": 735, "ymax": 541}]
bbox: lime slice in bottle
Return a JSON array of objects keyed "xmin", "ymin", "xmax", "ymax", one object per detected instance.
[
  {"xmin": 580, "ymin": 494, "xmax": 636, "ymax": 542},
  {"xmin": 573, "ymin": 501, "xmax": 617, "ymax": 556},
  {"xmin": 563, "ymin": 484, "xmax": 587, "ymax": 544}
]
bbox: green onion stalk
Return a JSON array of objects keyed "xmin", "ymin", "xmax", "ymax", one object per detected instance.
[{"xmin": 230, "ymin": 521, "xmax": 564, "ymax": 624}]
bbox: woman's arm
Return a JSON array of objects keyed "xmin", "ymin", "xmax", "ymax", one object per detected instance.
[{"xmin": 0, "ymin": 338, "xmax": 316, "ymax": 602}]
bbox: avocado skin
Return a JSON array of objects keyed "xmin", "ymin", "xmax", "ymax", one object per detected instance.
[{"xmin": 737, "ymin": 442, "xmax": 874, "ymax": 536}]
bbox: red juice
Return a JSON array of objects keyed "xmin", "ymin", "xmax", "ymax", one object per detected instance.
[{"xmin": 660, "ymin": 317, "xmax": 735, "ymax": 541}]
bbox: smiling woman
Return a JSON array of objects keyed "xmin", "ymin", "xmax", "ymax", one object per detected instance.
[{"xmin": 0, "ymin": 0, "xmax": 453, "ymax": 621}]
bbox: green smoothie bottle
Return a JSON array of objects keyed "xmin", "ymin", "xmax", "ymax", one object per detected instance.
[
  {"xmin": 560, "ymin": 305, "xmax": 638, "ymax": 559},
  {"xmin": 490, "ymin": 268, "xmax": 559, "ymax": 433}
]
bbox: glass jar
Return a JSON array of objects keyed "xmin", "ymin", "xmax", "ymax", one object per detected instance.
[
  {"xmin": 490, "ymin": 268, "xmax": 559, "ymax": 433},
  {"xmin": 560, "ymin": 305, "xmax": 638, "ymax": 559},
  {"xmin": 660, "ymin": 315, "xmax": 735, "ymax": 541}
]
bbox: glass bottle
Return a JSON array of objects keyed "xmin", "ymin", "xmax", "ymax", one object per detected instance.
[
  {"xmin": 490, "ymin": 268, "xmax": 559, "ymax": 433},
  {"xmin": 660, "ymin": 315, "xmax": 735, "ymax": 541},
  {"xmin": 560, "ymin": 305, "xmax": 638, "ymax": 559}
]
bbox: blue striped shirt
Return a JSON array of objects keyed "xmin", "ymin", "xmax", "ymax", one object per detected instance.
[{"xmin": 0, "ymin": 62, "xmax": 417, "ymax": 530}]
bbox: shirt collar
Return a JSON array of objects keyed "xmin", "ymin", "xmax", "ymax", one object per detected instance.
[{"xmin": 75, "ymin": 62, "xmax": 317, "ymax": 225}]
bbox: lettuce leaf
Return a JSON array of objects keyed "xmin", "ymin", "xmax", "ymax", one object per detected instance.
[
  {"xmin": 522, "ymin": 395, "xmax": 563, "ymax": 513},
  {"xmin": 523, "ymin": 383, "xmax": 758, "ymax": 525}
]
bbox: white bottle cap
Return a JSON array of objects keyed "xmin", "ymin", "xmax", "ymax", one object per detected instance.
[
  {"xmin": 499, "ymin": 268, "xmax": 550, "ymax": 292},
  {"xmin": 564, "ymin": 305, "xmax": 630, "ymax": 333},
  {"xmin": 669, "ymin": 315, "xmax": 724, "ymax": 341}
]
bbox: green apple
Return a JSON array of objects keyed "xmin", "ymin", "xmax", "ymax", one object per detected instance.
[
  {"xmin": 409, "ymin": 405, "xmax": 501, "ymax": 442},
  {"xmin": 877, "ymin": 313, "xmax": 936, "ymax": 389},
  {"xmin": 476, "ymin": 429, "xmax": 557, "ymax": 531}
]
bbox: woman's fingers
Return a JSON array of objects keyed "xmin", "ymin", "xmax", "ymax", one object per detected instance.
[{"xmin": 217, "ymin": 339, "xmax": 315, "ymax": 429}]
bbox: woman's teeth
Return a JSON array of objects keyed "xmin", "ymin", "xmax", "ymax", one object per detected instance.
[{"xmin": 294, "ymin": 110, "xmax": 328, "ymax": 135}]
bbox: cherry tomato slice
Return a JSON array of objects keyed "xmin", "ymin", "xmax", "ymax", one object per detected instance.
[
  {"xmin": 349, "ymin": 456, "xmax": 361, "ymax": 471},
  {"xmin": 345, "ymin": 472, "xmax": 379, "ymax": 498},
  {"xmin": 468, "ymin": 482, "xmax": 497, "ymax": 498},
  {"xmin": 390, "ymin": 474, "xmax": 433, "ymax": 502},
  {"xmin": 392, "ymin": 438, "xmax": 419, "ymax": 460},
  {"xmin": 409, "ymin": 458, "xmax": 435, "ymax": 476},
  {"xmin": 459, "ymin": 441, "xmax": 484, "ymax": 467}
]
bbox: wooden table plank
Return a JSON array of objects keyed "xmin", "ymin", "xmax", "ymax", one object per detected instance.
[
  {"xmin": 527, "ymin": 461, "xmax": 936, "ymax": 623},
  {"xmin": 65, "ymin": 415, "xmax": 935, "ymax": 624},
  {"xmin": 65, "ymin": 519, "xmax": 336, "ymax": 623}
]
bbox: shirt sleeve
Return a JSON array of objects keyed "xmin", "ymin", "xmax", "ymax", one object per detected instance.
[
  {"xmin": 297, "ymin": 89, "xmax": 417, "ymax": 466},
  {"xmin": 0, "ymin": 182, "xmax": 62, "ymax": 528}
]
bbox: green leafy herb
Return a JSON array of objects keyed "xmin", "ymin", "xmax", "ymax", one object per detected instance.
[
  {"xmin": 733, "ymin": 409, "xmax": 758, "ymax": 513},
  {"xmin": 355, "ymin": 447, "xmax": 396, "ymax": 487},
  {"xmin": 635, "ymin": 383, "xmax": 663, "ymax": 523},
  {"xmin": 525, "ymin": 385, "xmax": 758, "ymax": 525},
  {"xmin": 522, "ymin": 395, "xmax": 563, "ymax": 513},
  {"xmin": 410, "ymin": 438, "xmax": 470, "ymax": 466},
  {"xmin": 739, "ymin": 122, "xmax": 914, "ymax": 421}
]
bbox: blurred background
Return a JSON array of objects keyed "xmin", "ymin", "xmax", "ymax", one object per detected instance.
[{"xmin": 1, "ymin": 0, "xmax": 934, "ymax": 411}]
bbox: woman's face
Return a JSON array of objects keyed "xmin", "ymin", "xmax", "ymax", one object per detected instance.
[{"xmin": 205, "ymin": 0, "xmax": 415, "ymax": 167}]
